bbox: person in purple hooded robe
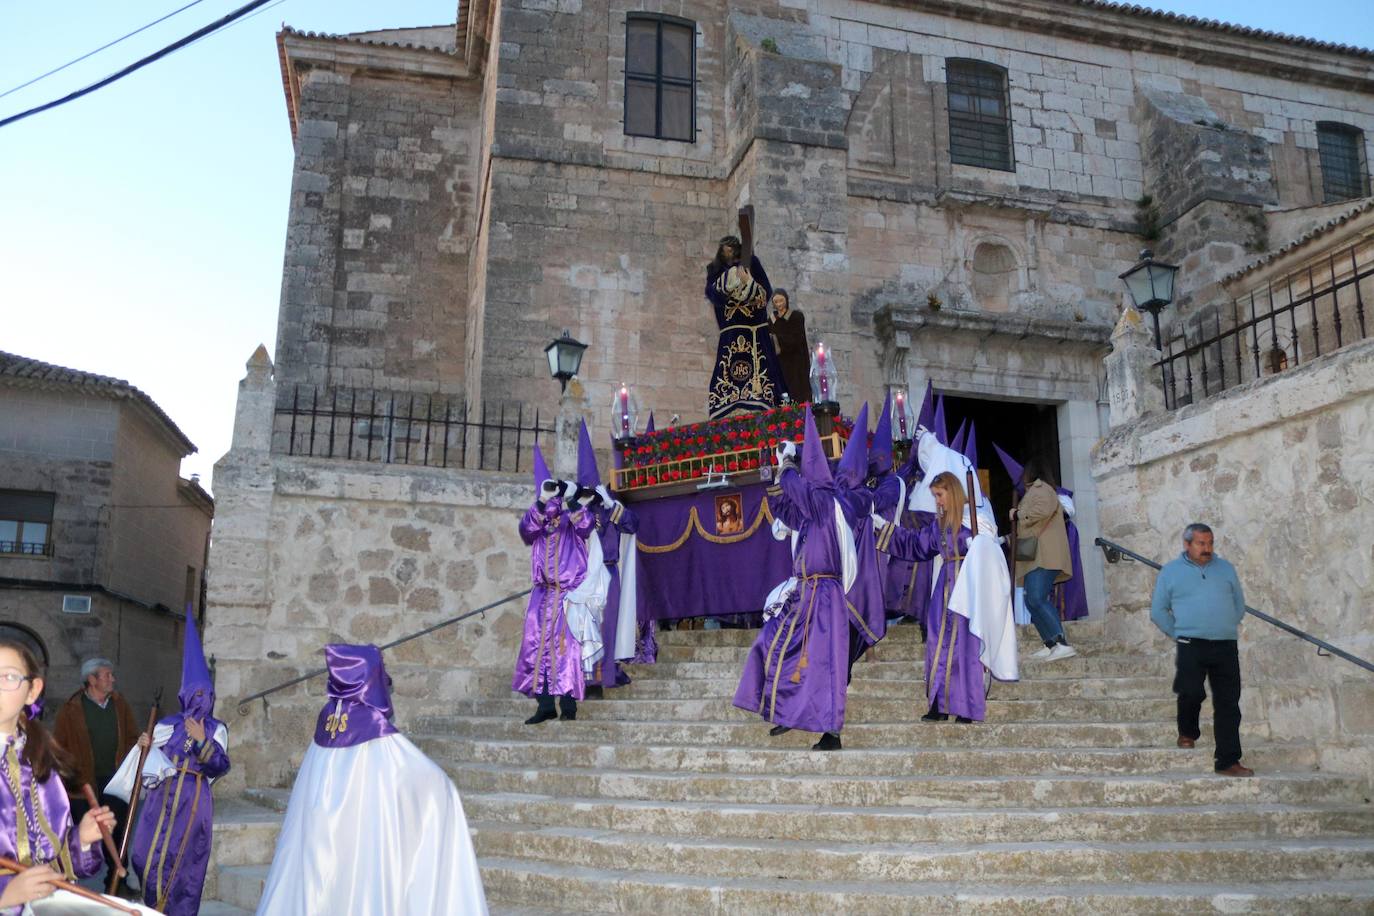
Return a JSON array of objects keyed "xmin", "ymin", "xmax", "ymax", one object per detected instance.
[
  {"xmin": 572, "ymin": 423, "xmax": 642, "ymax": 696},
  {"xmin": 875, "ymin": 471, "xmax": 988, "ymax": 723},
  {"xmin": 129, "ymin": 610, "xmax": 230, "ymax": 915},
  {"xmin": 0, "ymin": 638, "xmax": 111, "ymax": 914},
  {"xmin": 882, "ymin": 387, "xmax": 941, "ymax": 639},
  {"xmin": 734, "ymin": 407, "xmax": 857, "ymax": 750},
  {"xmin": 837, "ymin": 405, "xmax": 885, "ymax": 687},
  {"xmin": 513, "ymin": 445, "xmax": 595, "ymax": 724}
]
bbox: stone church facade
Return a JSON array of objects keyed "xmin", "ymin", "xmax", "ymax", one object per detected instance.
[{"xmin": 207, "ymin": 0, "xmax": 1373, "ymax": 790}]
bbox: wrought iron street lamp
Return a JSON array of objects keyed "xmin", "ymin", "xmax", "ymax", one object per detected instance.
[
  {"xmin": 1119, "ymin": 249, "xmax": 1180, "ymax": 350},
  {"xmin": 544, "ymin": 330, "xmax": 587, "ymax": 393}
]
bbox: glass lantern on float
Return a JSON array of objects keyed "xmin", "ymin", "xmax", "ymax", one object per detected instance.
[
  {"xmin": 609, "ymin": 383, "xmax": 640, "ymax": 446},
  {"xmin": 808, "ymin": 342, "xmax": 840, "ymax": 417},
  {"xmin": 891, "ymin": 388, "xmax": 915, "ymax": 447}
]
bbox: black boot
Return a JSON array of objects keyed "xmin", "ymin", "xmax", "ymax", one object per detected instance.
[
  {"xmin": 585, "ymin": 685, "xmax": 604, "ymax": 700},
  {"xmin": 768, "ymin": 724, "xmax": 792, "ymax": 737},
  {"xmin": 812, "ymin": 732, "xmax": 842, "ymax": 751},
  {"xmin": 558, "ymin": 695, "xmax": 578, "ymax": 721},
  {"xmin": 526, "ymin": 691, "xmax": 557, "ymax": 724},
  {"xmin": 921, "ymin": 702, "xmax": 949, "ymax": 722},
  {"xmin": 955, "ymin": 716, "xmax": 973, "ymax": 724}
]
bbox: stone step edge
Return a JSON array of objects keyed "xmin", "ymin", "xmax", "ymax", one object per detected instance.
[{"xmin": 479, "ymin": 856, "xmax": 1374, "ymax": 899}]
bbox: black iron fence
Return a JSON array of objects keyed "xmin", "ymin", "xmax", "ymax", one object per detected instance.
[
  {"xmin": 273, "ymin": 386, "xmax": 552, "ymax": 474},
  {"xmin": 1156, "ymin": 241, "xmax": 1372, "ymax": 409}
]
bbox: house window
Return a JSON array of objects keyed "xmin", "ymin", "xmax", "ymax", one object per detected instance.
[
  {"xmin": 1316, "ymin": 123, "xmax": 1369, "ymax": 203},
  {"xmin": 946, "ymin": 59, "xmax": 1014, "ymax": 172},
  {"xmin": 624, "ymin": 14, "xmax": 696, "ymax": 142},
  {"xmin": 0, "ymin": 490, "xmax": 55, "ymax": 557}
]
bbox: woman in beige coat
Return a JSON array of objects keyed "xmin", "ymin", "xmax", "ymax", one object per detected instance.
[{"xmin": 1012, "ymin": 461, "xmax": 1077, "ymax": 661}]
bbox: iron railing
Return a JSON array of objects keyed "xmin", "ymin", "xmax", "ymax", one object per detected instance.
[
  {"xmin": 1156, "ymin": 241, "xmax": 1372, "ymax": 409},
  {"xmin": 0, "ymin": 541, "xmax": 54, "ymax": 557},
  {"xmin": 235, "ymin": 587, "xmax": 533, "ymax": 716},
  {"xmin": 274, "ymin": 386, "xmax": 553, "ymax": 474},
  {"xmin": 1095, "ymin": 537, "xmax": 1374, "ymax": 674}
]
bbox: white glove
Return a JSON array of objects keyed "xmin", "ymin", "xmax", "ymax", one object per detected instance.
[
  {"xmin": 539, "ymin": 479, "xmax": 559, "ymax": 499},
  {"xmin": 774, "ymin": 441, "xmax": 797, "ymax": 464},
  {"xmin": 595, "ymin": 484, "xmax": 613, "ymax": 505},
  {"xmin": 870, "ymin": 511, "xmax": 888, "ymax": 531}
]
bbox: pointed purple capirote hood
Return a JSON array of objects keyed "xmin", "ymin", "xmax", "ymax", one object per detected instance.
[
  {"xmin": 576, "ymin": 420, "xmax": 599, "ymax": 488},
  {"xmin": 800, "ymin": 405, "xmax": 831, "ymax": 485},
  {"xmin": 963, "ymin": 420, "xmax": 979, "ymax": 468},
  {"xmin": 993, "ymin": 441, "xmax": 1025, "ymax": 496},
  {"xmin": 179, "ymin": 606, "xmax": 214, "ymax": 719},
  {"xmin": 870, "ymin": 394, "xmax": 893, "ymax": 474},
  {"xmin": 932, "ymin": 396, "xmax": 947, "ymax": 446},
  {"xmin": 644, "ymin": 412, "xmax": 655, "ymax": 435},
  {"xmin": 532, "ymin": 443, "xmax": 551, "ymax": 489},
  {"xmin": 915, "ymin": 381, "xmax": 935, "ymax": 433},
  {"xmin": 950, "ymin": 420, "xmax": 967, "ymax": 456},
  {"xmin": 837, "ymin": 403, "xmax": 869, "ymax": 487}
]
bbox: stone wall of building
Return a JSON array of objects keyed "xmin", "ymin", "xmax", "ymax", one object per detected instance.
[{"xmin": 1093, "ymin": 334, "xmax": 1374, "ymax": 778}]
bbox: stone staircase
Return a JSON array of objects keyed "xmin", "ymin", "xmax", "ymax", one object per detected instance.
[{"xmin": 203, "ymin": 622, "xmax": 1374, "ymax": 914}]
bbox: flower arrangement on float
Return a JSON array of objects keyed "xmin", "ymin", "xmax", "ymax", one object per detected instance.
[{"xmin": 611, "ymin": 401, "xmax": 853, "ymax": 492}]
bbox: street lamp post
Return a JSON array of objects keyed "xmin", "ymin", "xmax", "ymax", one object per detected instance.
[
  {"xmin": 544, "ymin": 330, "xmax": 588, "ymax": 393},
  {"xmin": 1118, "ymin": 249, "xmax": 1180, "ymax": 351}
]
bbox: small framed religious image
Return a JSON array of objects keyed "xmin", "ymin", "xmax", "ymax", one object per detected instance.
[{"xmin": 714, "ymin": 493, "xmax": 744, "ymax": 534}]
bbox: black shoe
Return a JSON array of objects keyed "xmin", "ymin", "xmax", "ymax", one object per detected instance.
[
  {"xmin": 524, "ymin": 709, "xmax": 557, "ymax": 725},
  {"xmin": 921, "ymin": 703, "xmax": 949, "ymax": 722},
  {"xmin": 768, "ymin": 725, "xmax": 792, "ymax": 737},
  {"xmin": 955, "ymin": 716, "xmax": 973, "ymax": 724},
  {"xmin": 559, "ymin": 709, "xmax": 576, "ymax": 721},
  {"xmin": 812, "ymin": 732, "xmax": 842, "ymax": 751},
  {"xmin": 584, "ymin": 685, "xmax": 604, "ymax": 699}
]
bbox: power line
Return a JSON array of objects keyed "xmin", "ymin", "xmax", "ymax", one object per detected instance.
[
  {"xmin": 0, "ymin": 0, "xmax": 211, "ymax": 102},
  {"xmin": 0, "ymin": 0, "xmax": 278, "ymax": 131}
]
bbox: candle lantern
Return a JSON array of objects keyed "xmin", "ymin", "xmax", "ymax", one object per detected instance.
[
  {"xmin": 809, "ymin": 341, "xmax": 840, "ymax": 416},
  {"xmin": 892, "ymin": 388, "xmax": 915, "ymax": 444},
  {"xmin": 609, "ymin": 384, "xmax": 640, "ymax": 443}
]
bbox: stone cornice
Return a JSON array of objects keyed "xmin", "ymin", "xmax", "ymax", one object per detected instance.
[
  {"xmin": 878, "ymin": 304, "xmax": 1113, "ymax": 354},
  {"xmin": 882, "ymin": 0, "xmax": 1374, "ymax": 92}
]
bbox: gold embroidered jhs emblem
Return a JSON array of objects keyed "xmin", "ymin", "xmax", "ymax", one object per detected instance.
[{"xmin": 325, "ymin": 711, "xmax": 349, "ymax": 739}]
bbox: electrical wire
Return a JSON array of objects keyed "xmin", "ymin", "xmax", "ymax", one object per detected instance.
[
  {"xmin": 0, "ymin": 0, "xmax": 278, "ymax": 130},
  {"xmin": 0, "ymin": 0, "xmax": 211, "ymax": 101}
]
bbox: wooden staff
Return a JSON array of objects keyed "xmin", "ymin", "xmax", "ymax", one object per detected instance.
[
  {"xmin": 1008, "ymin": 485, "xmax": 1022, "ymax": 619},
  {"xmin": 110, "ymin": 689, "xmax": 160, "ymax": 895},
  {"xmin": 965, "ymin": 470, "xmax": 979, "ymax": 538},
  {"xmin": 80, "ymin": 784, "xmax": 125, "ymax": 879},
  {"xmin": 738, "ymin": 205, "xmax": 755, "ymax": 266},
  {"xmin": 0, "ymin": 855, "xmax": 140, "ymax": 915}
]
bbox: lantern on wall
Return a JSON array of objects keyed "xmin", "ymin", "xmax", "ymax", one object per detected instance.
[
  {"xmin": 544, "ymin": 330, "xmax": 588, "ymax": 393},
  {"xmin": 1118, "ymin": 249, "xmax": 1179, "ymax": 350}
]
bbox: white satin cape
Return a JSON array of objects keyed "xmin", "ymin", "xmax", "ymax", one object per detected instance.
[
  {"xmin": 105, "ymin": 722, "xmax": 229, "ymax": 801},
  {"xmin": 612, "ymin": 532, "xmax": 639, "ymax": 660},
  {"xmin": 563, "ymin": 534, "xmax": 608, "ymax": 674},
  {"xmin": 947, "ymin": 532, "xmax": 1020, "ymax": 682},
  {"xmin": 255, "ymin": 733, "xmax": 487, "ymax": 916}
]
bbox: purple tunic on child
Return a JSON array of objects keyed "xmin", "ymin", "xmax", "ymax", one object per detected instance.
[
  {"xmin": 0, "ymin": 732, "xmax": 102, "ymax": 914},
  {"xmin": 733, "ymin": 466, "xmax": 853, "ymax": 734},
  {"xmin": 880, "ymin": 520, "xmax": 987, "ymax": 722},
  {"xmin": 512, "ymin": 500, "xmax": 594, "ymax": 701}
]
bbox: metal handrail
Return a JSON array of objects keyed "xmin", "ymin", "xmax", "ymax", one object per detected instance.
[
  {"xmin": 234, "ymin": 587, "xmax": 534, "ymax": 715},
  {"xmin": 1095, "ymin": 536, "xmax": 1374, "ymax": 675}
]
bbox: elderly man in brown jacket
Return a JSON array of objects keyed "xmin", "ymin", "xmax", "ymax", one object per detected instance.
[
  {"xmin": 1012, "ymin": 461, "xmax": 1077, "ymax": 662},
  {"xmin": 54, "ymin": 657, "xmax": 140, "ymax": 888}
]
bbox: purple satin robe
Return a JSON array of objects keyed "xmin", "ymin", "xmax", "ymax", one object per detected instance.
[
  {"xmin": 838, "ymin": 485, "xmax": 885, "ymax": 672},
  {"xmin": 0, "ymin": 733, "xmax": 102, "ymax": 911},
  {"xmin": 882, "ymin": 522, "xmax": 987, "ymax": 722},
  {"xmin": 733, "ymin": 468, "xmax": 851, "ymax": 734},
  {"xmin": 593, "ymin": 501, "xmax": 640, "ymax": 689},
  {"xmin": 511, "ymin": 501, "xmax": 593, "ymax": 701},
  {"xmin": 130, "ymin": 714, "xmax": 230, "ymax": 915},
  {"xmin": 313, "ymin": 644, "xmax": 399, "ymax": 748},
  {"xmin": 1055, "ymin": 519, "xmax": 1089, "ymax": 621}
]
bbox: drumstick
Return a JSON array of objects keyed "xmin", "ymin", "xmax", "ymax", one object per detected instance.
[
  {"xmin": 0, "ymin": 855, "xmax": 139, "ymax": 914},
  {"xmin": 80, "ymin": 784, "xmax": 126, "ymax": 878}
]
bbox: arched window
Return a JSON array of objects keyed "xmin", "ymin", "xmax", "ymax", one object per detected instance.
[
  {"xmin": 1316, "ymin": 123, "xmax": 1369, "ymax": 203},
  {"xmin": 624, "ymin": 14, "xmax": 696, "ymax": 142},
  {"xmin": 946, "ymin": 59, "xmax": 1013, "ymax": 172}
]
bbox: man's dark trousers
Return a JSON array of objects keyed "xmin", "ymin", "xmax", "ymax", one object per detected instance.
[{"xmin": 1174, "ymin": 637, "xmax": 1242, "ymax": 770}]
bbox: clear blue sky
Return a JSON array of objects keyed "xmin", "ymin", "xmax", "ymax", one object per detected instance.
[{"xmin": 1, "ymin": 1, "xmax": 1369, "ymax": 488}]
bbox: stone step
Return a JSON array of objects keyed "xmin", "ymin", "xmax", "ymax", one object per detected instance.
[
  {"xmin": 652, "ymin": 640, "xmax": 1109, "ymax": 663},
  {"xmin": 473, "ymin": 824, "xmax": 1374, "ymax": 885},
  {"xmin": 418, "ymin": 715, "xmax": 1272, "ymax": 748},
  {"xmin": 479, "ymin": 858, "xmax": 1374, "ymax": 915},
  {"xmin": 591, "ymin": 674, "xmax": 1172, "ymax": 701},
  {"xmin": 198, "ymin": 903, "xmax": 255, "ymax": 916},
  {"xmin": 451, "ymin": 695, "xmax": 1180, "ymax": 724},
  {"xmin": 654, "ymin": 619, "xmax": 1106, "ymax": 647},
  {"xmin": 463, "ymin": 791, "xmax": 1374, "ymax": 845},
  {"xmin": 447, "ymin": 762, "xmax": 1362, "ymax": 810},
  {"xmin": 417, "ymin": 735, "xmax": 1318, "ymax": 778},
  {"xmin": 630, "ymin": 654, "xmax": 1174, "ymax": 679},
  {"xmin": 215, "ymin": 864, "xmax": 270, "ymax": 913}
]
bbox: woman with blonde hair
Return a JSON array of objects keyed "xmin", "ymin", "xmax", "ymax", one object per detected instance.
[{"xmin": 873, "ymin": 472, "xmax": 988, "ymax": 723}]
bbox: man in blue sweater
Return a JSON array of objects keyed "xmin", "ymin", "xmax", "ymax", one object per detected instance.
[{"xmin": 1150, "ymin": 523, "xmax": 1253, "ymax": 777}]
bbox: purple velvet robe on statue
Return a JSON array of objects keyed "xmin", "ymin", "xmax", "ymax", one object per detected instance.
[
  {"xmin": 0, "ymin": 733, "xmax": 102, "ymax": 913},
  {"xmin": 733, "ymin": 467, "xmax": 854, "ymax": 734},
  {"xmin": 130, "ymin": 713, "xmax": 230, "ymax": 915},
  {"xmin": 882, "ymin": 521, "xmax": 987, "ymax": 722},
  {"xmin": 512, "ymin": 500, "xmax": 593, "ymax": 700},
  {"xmin": 594, "ymin": 500, "xmax": 640, "ymax": 689}
]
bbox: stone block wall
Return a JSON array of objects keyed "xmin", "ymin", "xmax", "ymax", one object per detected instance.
[{"xmin": 1093, "ymin": 335, "xmax": 1374, "ymax": 778}]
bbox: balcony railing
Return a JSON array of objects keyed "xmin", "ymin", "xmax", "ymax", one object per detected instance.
[
  {"xmin": 273, "ymin": 386, "xmax": 553, "ymax": 474},
  {"xmin": 0, "ymin": 541, "xmax": 54, "ymax": 557},
  {"xmin": 1156, "ymin": 241, "xmax": 1371, "ymax": 409}
]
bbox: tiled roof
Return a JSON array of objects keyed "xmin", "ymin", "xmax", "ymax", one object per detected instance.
[
  {"xmin": 1222, "ymin": 198, "xmax": 1374, "ymax": 284},
  {"xmin": 1067, "ymin": 1, "xmax": 1373, "ymax": 58},
  {"xmin": 0, "ymin": 351, "xmax": 196, "ymax": 454},
  {"xmin": 278, "ymin": 24, "xmax": 458, "ymax": 54}
]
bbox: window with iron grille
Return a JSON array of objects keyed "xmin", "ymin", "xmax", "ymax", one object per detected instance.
[
  {"xmin": 624, "ymin": 14, "xmax": 696, "ymax": 142},
  {"xmin": 1316, "ymin": 123, "xmax": 1369, "ymax": 203},
  {"xmin": 0, "ymin": 490, "xmax": 54, "ymax": 557},
  {"xmin": 946, "ymin": 59, "xmax": 1014, "ymax": 172}
]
